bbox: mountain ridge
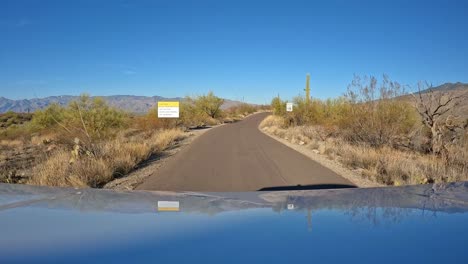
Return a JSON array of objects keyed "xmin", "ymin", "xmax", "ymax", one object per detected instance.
[
  {"xmin": 0, "ymin": 94, "xmax": 250, "ymax": 113},
  {"xmin": 418, "ymin": 82, "xmax": 467, "ymax": 93}
]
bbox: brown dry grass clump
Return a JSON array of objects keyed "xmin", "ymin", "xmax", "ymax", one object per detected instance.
[
  {"xmin": 259, "ymin": 115, "xmax": 284, "ymax": 129},
  {"xmin": 334, "ymin": 142, "xmax": 467, "ymax": 185},
  {"xmin": 0, "ymin": 139, "xmax": 24, "ymax": 148},
  {"xmin": 28, "ymin": 129, "xmax": 185, "ymax": 188}
]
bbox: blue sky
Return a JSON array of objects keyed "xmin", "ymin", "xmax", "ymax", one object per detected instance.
[{"xmin": 1, "ymin": 0, "xmax": 467, "ymax": 104}]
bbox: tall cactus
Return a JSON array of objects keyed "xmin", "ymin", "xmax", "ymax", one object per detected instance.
[{"xmin": 305, "ymin": 73, "xmax": 311, "ymax": 104}]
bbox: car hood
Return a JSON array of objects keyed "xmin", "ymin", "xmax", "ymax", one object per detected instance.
[{"xmin": 1, "ymin": 182, "xmax": 468, "ymax": 263}]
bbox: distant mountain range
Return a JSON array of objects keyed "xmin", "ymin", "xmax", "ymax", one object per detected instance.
[
  {"xmin": 0, "ymin": 95, "xmax": 249, "ymax": 114},
  {"xmin": 1, "ymin": 82, "xmax": 465, "ymax": 114}
]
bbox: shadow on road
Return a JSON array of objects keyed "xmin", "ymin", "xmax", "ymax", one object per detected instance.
[
  {"xmin": 258, "ymin": 184, "xmax": 357, "ymax": 191},
  {"xmin": 188, "ymin": 126, "xmax": 213, "ymax": 130}
]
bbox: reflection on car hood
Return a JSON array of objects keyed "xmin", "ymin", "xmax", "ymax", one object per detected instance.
[{"xmin": 1, "ymin": 182, "xmax": 468, "ymax": 263}]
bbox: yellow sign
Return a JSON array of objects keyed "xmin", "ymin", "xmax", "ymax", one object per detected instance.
[{"xmin": 158, "ymin": 101, "xmax": 179, "ymax": 107}]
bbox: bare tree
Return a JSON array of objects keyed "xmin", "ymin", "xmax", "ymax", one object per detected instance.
[{"xmin": 412, "ymin": 82, "xmax": 468, "ymax": 154}]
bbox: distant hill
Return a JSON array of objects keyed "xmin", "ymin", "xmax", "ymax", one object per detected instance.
[
  {"xmin": 399, "ymin": 82, "xmax": 468, "ymax": 118},
  {"xmin": 0, "ymin": 95, "xmax": 248, "ymax": 114},
  {"xmin": 419, "ymin": 82, "xmax": 468, "ymax": 94},
  {"xmin": 412, "ymin": 82, "xmax": 468, "ymax": 118}
]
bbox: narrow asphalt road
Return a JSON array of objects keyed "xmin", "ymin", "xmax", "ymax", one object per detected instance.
[{"xmin": 137, "ymin": 112, "xmax": 355, "ymax": 192}]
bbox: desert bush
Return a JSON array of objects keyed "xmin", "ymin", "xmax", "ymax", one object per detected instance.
[
  {"xmin": 178, "ymin": 92, "xmax": 226, "ymax": 127},
  {"xmin": 271, "ymin": 96, "xmax": 286, "ymax": 116},
  {"xmin": 287, "ymin": 96, "xmax": 351, "ymax": 127},
  {"xmin": 187, "ymin": 91, "xmax": 224, "ymax": 119},
  {"xmin": 179, "ymin": 101, "xmax": 209, "ymax": 127},
  {"xmin": 31, "ymin": 103, "xmax": 65, "ymax": 130},
  {"xmin": 0, "ymin": 111, "xmax": 33, "ymax": 128},
  {"xmin": 337, "ymin": 75, "xmax": 418, "ymax": 147},
  {"xmin": 226, "ymin": 103, "xmax": 258, "ymax": 116},
  {"xmin": 32, "ymin": 95, "xmax": 127, "ymax": 140},
  {"xmin": 132, "ymin": 115, "xmax": 161, "ymax": 131},
  {"xmin": 144, "ymin": 106, "xmax": 179, "ymax": 129},
  {"xmin": 28, "ymin": 128, "xmax": 186, "ymax": 188},
  {"xmin": 0, "ymin": 124, "xmax": 34, "ymax": 141},
  {"xmin": 65, "ymin": 95, "xmax": 127, "ymax": 139},
  {"xmin": 0, "ymin": 112, "xmax": 35, "ymax": 141}
]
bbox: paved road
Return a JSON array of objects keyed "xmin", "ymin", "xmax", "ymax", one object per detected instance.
[{"xmin": 137, "ymin": 112, "xmax": 355, "ymax": 192}]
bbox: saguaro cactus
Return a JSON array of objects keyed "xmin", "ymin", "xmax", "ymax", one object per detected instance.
[{"xmin": 305, "ymin": 73, "xmax": 311, "ymax": 104}]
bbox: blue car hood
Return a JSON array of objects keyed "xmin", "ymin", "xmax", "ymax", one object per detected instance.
[{"xmin": 1, "ymin": 182, "xmax": 468, "ymax": 263}]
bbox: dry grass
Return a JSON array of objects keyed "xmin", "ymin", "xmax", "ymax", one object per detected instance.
[
  {"xmin": 100, "ymin": 137, "xmax": 151, "ymax": 178},
  {"xmin": 261, "ymin": 115, "xmax": 468, "ymax": 186},
  {"xmin": 334, "ymin": 142, "xmax": 467, "ymax": 185},
  {"xmin": 28, "ymin": 149, "xmax": 89, "ymax": 187},
  {"xmin": 30, "ymin": 132, "xmax": 58, "ymax": 146},
  {"xmin": 27, "ymin": 128, "xmax": 186, "ymax": 188},
  {"xmin": 259, "ymin": 115, "xmax": 284, "ymax": 129},
  {"xmin": 0, "ymin": 139, "xmax": 24, "ymax": 148},
  {"xmin": 149, "ymin": 128, "xmax": 186, "ymax": 152}
]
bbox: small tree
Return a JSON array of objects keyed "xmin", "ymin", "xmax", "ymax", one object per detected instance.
[
  {"xmin": 191, "ymin": 91, "xmax": 224, "ymax": 118},
  {"xmin": 412, "ymin": 82, "xmax": 468, "ymax": 154},
  {"xmin": 271, "ymin": 96, "xmax": 286, "ymax": 116}
]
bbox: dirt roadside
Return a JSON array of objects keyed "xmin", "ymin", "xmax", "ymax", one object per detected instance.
[{"xmin": 259, "ymin": 126, "xmax": 381, "ymax": 188}]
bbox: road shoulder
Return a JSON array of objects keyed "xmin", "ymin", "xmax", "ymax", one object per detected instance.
[{"xmin": 259, "ymin": 125, "xmax": 380, "ymax": 188}]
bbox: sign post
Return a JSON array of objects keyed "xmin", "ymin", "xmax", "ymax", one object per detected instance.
[{"xmin": 286, "ymin": 102, "xmax": 293, "ymax": 112}]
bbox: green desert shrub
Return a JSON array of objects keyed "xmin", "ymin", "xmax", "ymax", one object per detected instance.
[
  {"xmin": 271, "ymin": 96, "xmax": 286, "ymax": 116},
  {"xmin": 339, "ymin": 75, "xmax": 418, "ymax": 147},
  {"xmin": 31, "ymin": 94, "xmax": 127, "ymax": 143}
]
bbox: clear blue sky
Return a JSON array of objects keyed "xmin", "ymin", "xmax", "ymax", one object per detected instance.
[{"xmin": 1, "ymin": 0, "xmax": 467, "ymax": 104}]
